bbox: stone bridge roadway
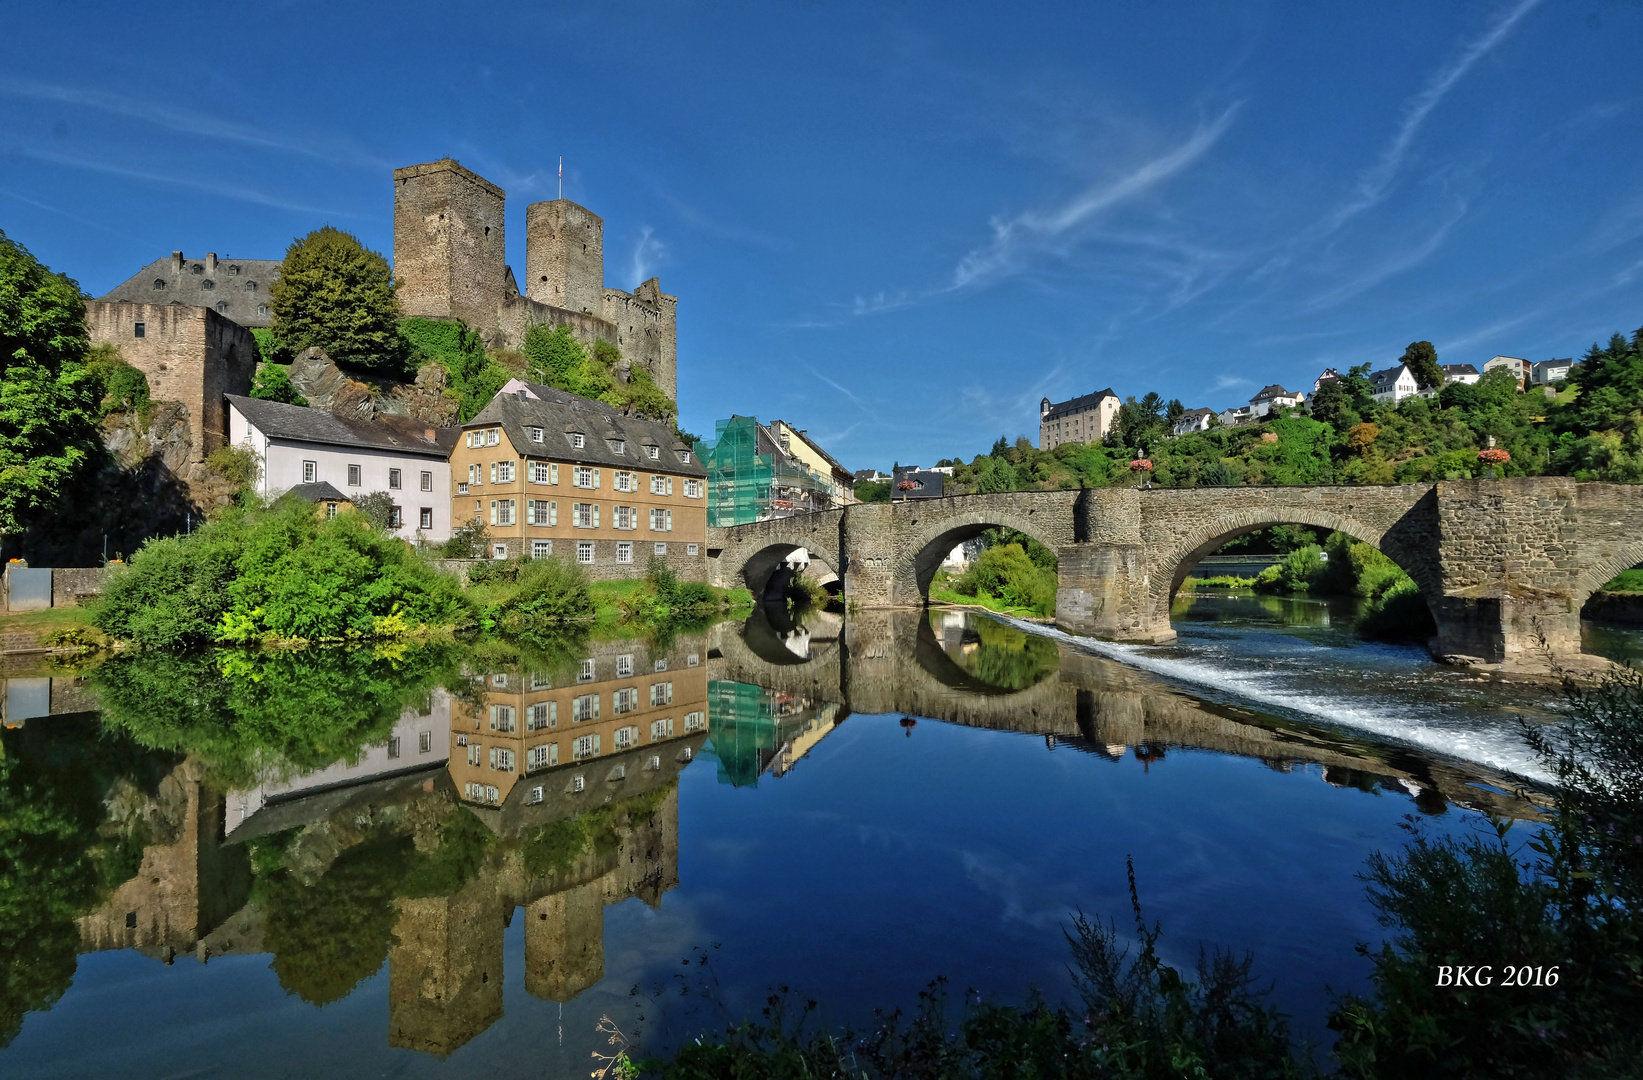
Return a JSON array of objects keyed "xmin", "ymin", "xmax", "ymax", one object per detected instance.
[
  {"xmin": 706, "ymin": 480, "xmax": 1643, "ymax": 673},
  {"xmin": 706, "ymin": 609, "xmax": 1542, "ymax": 821}
]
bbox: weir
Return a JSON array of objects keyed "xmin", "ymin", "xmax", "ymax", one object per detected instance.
[{"xmin": 706, "ymin": 478, "xmax": 1643, "ymax": 674}]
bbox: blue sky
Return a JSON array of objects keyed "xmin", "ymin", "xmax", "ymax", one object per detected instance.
[{"xmin": 4, "ymin": 0, "xmax": 1641, "ymax": 469}]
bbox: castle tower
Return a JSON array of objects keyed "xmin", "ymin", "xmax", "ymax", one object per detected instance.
[
  {"xmin": 523, "ymin": 878, "xmax": 607, "ymax": 1002},
  {"xmin": 393, "ymin": 160, "xmax": 506, "ymax": 331},
  {"xmin": 524, "ymin": 200, "xmax": 605, "ymax": 315},
  {"xmin": 388, "ymin": 890, "xmax": 505, "ymax": 1055}
]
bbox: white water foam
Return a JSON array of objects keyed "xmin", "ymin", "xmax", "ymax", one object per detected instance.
[{"xmin": 994, "ymin": 616, "xmax": 1555, "ymax": 784}]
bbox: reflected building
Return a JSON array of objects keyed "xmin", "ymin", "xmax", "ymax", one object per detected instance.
[{"xmin": 704, "ymin": 680, "xmax": 844, "ymax": 786}]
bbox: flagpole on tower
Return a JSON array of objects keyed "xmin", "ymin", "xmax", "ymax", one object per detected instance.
[{"xmin": 558, "ymin": 157, "xmax": 562, "ymax": 200}]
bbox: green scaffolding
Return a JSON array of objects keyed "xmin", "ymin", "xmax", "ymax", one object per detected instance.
[{"xmin": 699, "ymin": 415, "xmax": 833, "ymax": 526}]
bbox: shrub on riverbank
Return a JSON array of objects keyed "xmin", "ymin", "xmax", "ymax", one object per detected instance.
[
  {"xmin": 948, "ymin": 543, "xmax": 1057, "ymax": 616},
  {"xmin": 94, "ymin": 498, "xmax": 472, "ymax": 647}
]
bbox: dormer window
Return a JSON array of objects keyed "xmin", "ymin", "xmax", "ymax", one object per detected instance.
[
  {"xmin": 571, "ymin": 433, "xmax": 585, "ymax": 449},
  {"xmin": 191, "ymin": 264, "xmax": 204, "ymax": 275},
  {"xmin": 679, "ymin": 450, "xmax": 691, "ymax": 463},
  {"xmin": 246, "ymin": 281, "xmax": 257, "ymax": 292},
  {"xmin": 611, "ymin": 439, "xmax": 625, "ymax": 455},
  {"xmin": 153, "ymin": 279, "xmax": 166, "ymax": 290},
  {"xmin": 228, "ymin": 265, "xmax": 240, "ymax": 276},
  {"xmin": 647, "ymin": 445, "xmax": 660, "ymax": 460},
  {"xmin": 201, "ymin": 279, "xmax": 214, "ymax": 290},
  {"xmin": 529, "ymin": 426, "xmax": 544, "ymax": 443}
]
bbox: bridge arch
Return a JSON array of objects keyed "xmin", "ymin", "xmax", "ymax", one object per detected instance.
[
  {"xmin": 902, "ymin": 496, "xmax": 1070, "ymax": 599},
  {"xmin": 1148, "ymin": 506, "xmax": 1440, "ymax": 623},
  {"xmin": 706, "ymin": 509, "xmax": 845, "ymax": 599},
  {"xmin": 1574, "ymin": 537, "xmax": 1643, "ymax": 614}
]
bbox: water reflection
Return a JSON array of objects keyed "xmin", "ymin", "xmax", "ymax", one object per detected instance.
[{"xmin": 0, "ymin": 606, "xmax": 1556, "ymax": 1069}]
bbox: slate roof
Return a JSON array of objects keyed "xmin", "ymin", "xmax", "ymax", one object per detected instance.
[
  {"xmin": 1249, "ymin": 384, "xmax": 1299, "ymax": 402},
  {"xmin": 102, "ymin": 252, "xmax": 282, "ymax": 328},
  {"xmin": 286, "ymin": 481, "xmax": 350, "ymax": 503},
  {"xmin": 893, "ymin": 470, "xmax": 945, "ymax": 499},
  {"xmin": 1042, "ymin": 389, "xmax": 1117, "ymax": 422},
  {"xmin": 469, "ymin": 381, "xmax": 707, "ymax": 477},
  {"xmin": 226, "ymin": 395, "xmax": 457, "ymax": 458},
  {"xmin": 1441, "ymin": 364, "xmax": 1481, "ymax": 376},
  {"xmin": 1368, "ymin": 365, "xmax": 1413, "ymax": 390}
]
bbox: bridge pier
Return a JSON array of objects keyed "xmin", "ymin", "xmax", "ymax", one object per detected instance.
[{"xmin": 1054, "ymin": 543, "xmax": 1175, "ymax": 644}]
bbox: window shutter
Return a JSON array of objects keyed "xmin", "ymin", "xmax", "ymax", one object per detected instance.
[
  {"xmin": 593, "ymin": 468, "xmax": 601, "ymax": 488},
  {"xmin": 551, "ymin": 463, "xmax": 558, "ymax": 484},
  {"xmin": 490, "ymin": 462, "xmax": 498, "ymax": 484},
  {"xmin": 666, "ymin": 509, "xmax": 673, "ymax": 531},
  {"xmin": 593, "ymin": 504, "xmax": 600, "ymax": 528},
  {"xmin": 666, "ymin": 477, "xmax": 674, "ymax": 495},
  {"xmin": 489, "ymin": 501, "xmax": 498, "ymax": 525},
  {"xmin": 550, "ymin": 501, "xmax": 558, "ymax": 526},
  {"xmin": 592, "ymin": 733, "xmax": 601, "ymax": 754}
]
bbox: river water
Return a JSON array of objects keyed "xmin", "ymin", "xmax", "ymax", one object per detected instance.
[{"xmin": 0, "ymin": 595, "xmax": 1616, "ymax": 1077}]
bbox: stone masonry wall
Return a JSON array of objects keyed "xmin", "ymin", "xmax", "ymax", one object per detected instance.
[{"xmin": 393, "ymin": 160, "xmax": 508, "ymax": 331}]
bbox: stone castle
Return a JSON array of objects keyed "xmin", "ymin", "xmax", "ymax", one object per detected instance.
[{"xmin": 393, "ymin": 158, "xmax": 678, "ymax": 401}]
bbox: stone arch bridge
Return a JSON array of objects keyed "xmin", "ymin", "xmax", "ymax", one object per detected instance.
[{"xmin": 706, "ymin": 480, "xmax": 1643, "ymax": 673}]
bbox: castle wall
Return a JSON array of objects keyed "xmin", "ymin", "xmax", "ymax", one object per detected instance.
[
  {"xmin": 525, "ymin": 200, "xmax": 605, "ymax": 315},
  {"xmin": 85, "ymin": 300, "xmax": 256, "ymax": 461},
  {"xmin": 393, "ymin": 160, "xmax": 507, "ymax": 330},
  {"xmin": 603, "ymin": 280, "xmax": 678, "ymax": 402}
]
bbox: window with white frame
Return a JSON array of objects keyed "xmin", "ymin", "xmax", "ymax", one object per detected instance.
[
  {"xmin": 573, "ymin": 466, "xmax": 595, "ymax": 488},
  {"xmin": 647, "ymin": 445, "xmax": 660, "ymax": 460},
  {"xmin": 487, "ymin": 429, "xmax": 500, "ymax": 446},
  {"xmin": 683, "ymin": 711, "xmax": 704, "ymax": 731},
  {"xmin": 528, "ymin": 499, "xmax": 551, "ymax": 525},
  {"xmin": 493, "ymin": 673, "xmax": 509, "ymax": 687},
  {"xmin": 529, "ymin": 426, "xmax": 544, "ymax": 443},
  {"xmin": 654, "ymin": 658, "xmax": 668, "ymax": 672},
  {"xmin": 389, "ymin": 468, "xmax": 402, "ymax": 490},
  {"xmin": 685, "ymin": 480, "xmax": 703, "ymax": 498},
  {"xmin": 468, "ymin": 743, "xmax": 483, "ymax": 765},
  {"xmin": 649, "ymin": 508, "xmax": 672, "ymax": 532},
  {"xmin": 616, "ymin": 654, "xmax": 634, "ymax": 677},
  {"xmin": 389, "ymin": 506, "xmax": 403, "ymax": 529},
  {"xmin": 614, "ymin": 470, "xmax": 636, "ymax": 492},
  {"xmin": 497, "ymin": 461, "xmax": 515, "ymax": 483},
  {"xmin": 528, "ymin": 701, "xmax": 557, "ymax": 730},
  {"xmin": 650, "ymin": 474, "xmax": 668, "ymax": 495},
  {"xmin": 347, "ymin": 464, "xmax": 361, "ymax": 486},
  {"xmin": 490, "ymin": 499, "xmax": 516, "ymax": 526},
  {"xmin": 489, "ymin": 705, "xmax": 516, "ymax": 732},
  {"xmin": 421, "ymin": 471, "xmax": 433, "ymax": 492},
  {"xmin": 650, "ymin": 681, "xmax": 673, "ymax": 706},
  {"xmin": 490, "ymin": 747, "xmax": 515, "ymax": 772},
  {"xmin": 611, "ymin": 439, "xmax": 626, "ymax": 455},
  {"xmin": 616, "ymin": 541, "xmax": 633, "ymax": 563},
  {"xmin": 302, "ymin": 460, "xmax": 317, "ymax": 483},
  {"xmin": 579, "ymin": 658, "xmax": 595, "ymax": 681},
  {"xmin": 419, "ymin": 730, "xmax": 433, "ymax": 752},
  {"xmin": 572, "ymin": 734, "xmax": 599, "ymax": 760},
  {"xmin": 531, "ymin": 670, "xmax": 552, "ymax": 690},
  {"xmin": 532, "ymin": 539, "xmax": 553, "ymax": 559},
  {"xmin": 529, "ymin": 461, "xmax": 550, "ymax": 483},
  {"xmin": 326, "ymin": 503, "xmax": 339, "ymax": 520},
  {"xmin": 388, "ymin": 736, "xmax": 401, "ymax": 758},
  {"xmin": 578, "ymin": 541, "xmax": 594, "ymax": 563},
  {"xmin": 687, "ymin": 543, "xmax": 699, "ymax": 556},
  {"xmin": 466, "ymin": 431, "xmax": 481, "ymax": 448},
  {"xmin": 654, "ymin": 542, "xmax": 667, "ymax": 555},
  {"xmin": 528, "ymin": 785, "xmax": 544, "ymax": 804},
  {"xmin": 613, "ymin": 505, "xmax": 637, "ymax": 530},
  {"xmin": 572, "ymin": 693, "xmax": 599, "ymax": 721},
  {"xmin": 528, "ymin": 743, "xmax": 557, "ymax": 769},
  {"xmin": 492, "ymin": 543, "xmax": 508, "ymax": 559},
  {"xmin": 679, "ymin": 450, "xmax": 691, "ymax": 463},
  {"xmin": 573, "ymin": 503, "xmax": 598, "ymax": 528},
  {"xmin": 613, "ymin": 687, "xmax": 638, "ymax": 713},
  {"xmin": 650, "ymin": 717, "xmax": 674, "ymax": 741},
  {"xmin": 420, "ymin": 507, "xmax": 433, "ymax": 529},
  {"xmin": 687, "ymin": 653, "xmax": 699, "ymax": 667},
  {"xmin": 614, "ymin": 725, "xmax": 639, "ymax": 750},
  {"xmin": 570, "ymin": 433, "xmax": 585, "ymax": 449},
  {"xmin": 648, "ymin": 754, "xmax": 661, "ymax": 770}
]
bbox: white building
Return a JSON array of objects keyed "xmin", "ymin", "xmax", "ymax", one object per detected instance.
[
  {"xmin": 1172, "ymin": 407, "xmax": 1215, "ymax": 435},
  {"xmin": 1369, "ymin": 363, "xmax": 1421, "ymax": 404},
  {"xmin": 1532, "ymin": 358, "xmax": 1577, "ymax": 385},
  {"xmin": 1483, "ymin": 355, "xmax": 1530, "ymax": 388},
  {"xmin": 227, "ymin": 395, "xmax": 457, "ymax": 543},
  {"xmin": 1441, "ymin": 363, "xmax": 1481, "ymax": 386}
]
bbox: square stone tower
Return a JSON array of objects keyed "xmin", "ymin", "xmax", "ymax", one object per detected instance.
[
  {"xmin": 393, "ymin": 160, "xmax": 506, "ymax": 330},
  {"xmin": 524, "ymin": 200, "xmax": 605, "ymax": 316}
]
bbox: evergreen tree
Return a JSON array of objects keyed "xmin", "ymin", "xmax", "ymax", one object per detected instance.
[
  {"xmin": 0, "ymin": 230, "xmax": 100, "ymax": 538},
  {"xmin": 269, "ymin": 227, "xmax": 407, "ymax": 373}
]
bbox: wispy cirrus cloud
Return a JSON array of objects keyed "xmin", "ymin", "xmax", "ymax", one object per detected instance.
[
  {"xmin": 1319, "ymin": 0, "xmax": 1541, "ymax": 238},
  {"xmin": 7, "ymin": 146, "xmax": 351, "ymax": 216},
  {"xmin": 628, "ymin": 226, "xmax": 666, "ymax": 287},
  {"xmin": 658, "ymin": 190, "xmax": 790, "ymax": 251},
  {"xmin": 0, "ymin": 78, "xmax": 393, "ymax": 170},
  {"xmin": 947, "ymin": 103, "xmax": 1243, "ymax": 295},
  {"xmin": 1301, "ymin": 198, "xmax": 1469, "ymax": 312}
]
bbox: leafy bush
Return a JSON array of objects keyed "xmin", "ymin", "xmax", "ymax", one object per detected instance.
[
  {"xmin": 954, "ymin": 543, "xmax": 1056, "ymax": 615},
  {"xmin": 617, "ymin": 560, "xmax": 720, "ymax": 625},
  {"xmin": 269, "ymin": 226, "xmax": 408, "ymax": 373},
  {"xmin": 83, "ymin": 344, "xmax": 151, "ymax": 416},
  {"xmin": 496, "ymin": 555, "xmax": 595, "ymax": 625},
  {"xmin": 1356, "ymin": 579, "xmax": 1436, "ymax": 642},
  {"xmin": 351, "ymin": 490, "xmax": 395, "ymax": 531},
  {"xmin": 399, "ymin": 317, "xmax": 505, "ymax": 423},
  {"xmin": 204, "ymin": 444, "xmax": 261, "ymax": 490},
  {"xmin": 440, "ymin": 520, "xmax": 490, "ymax": 559},
  {"xmin": 249, "ymin": 362, "xmax": 307, "ymax": 406}
]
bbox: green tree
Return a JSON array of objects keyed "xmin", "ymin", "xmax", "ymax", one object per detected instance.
[
  {"xmin": 0, "ymin": 230, "xmax": 101, "ymax": 538},
  {"xmin": 269, "ymin": 227, "xmax": 407, "ymax": 373},
  {"xmin": 523, "ymin": 323, "xmax": 590, "ymax": 391},
  {"xmin": 1552, "ymin": 327, "xmax": 1643, "ymax": 436},
  {"xmin": 249, "ymin": 363, "xmax": 307, "ymax": 406},
  {"xmin": 1400, "ymin": 340, "xmax": 1444, "ymax": 392}
]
